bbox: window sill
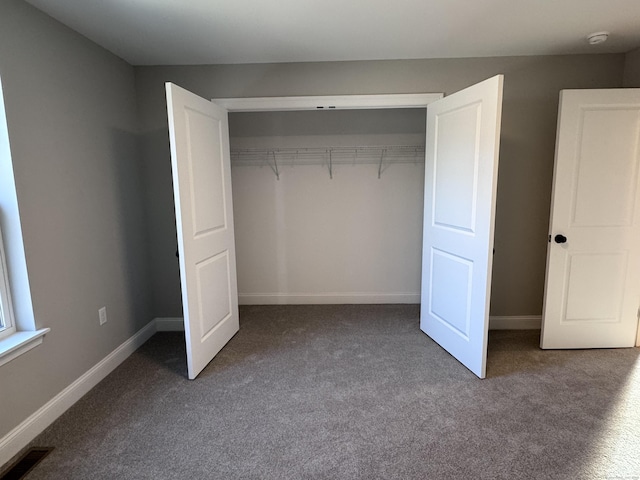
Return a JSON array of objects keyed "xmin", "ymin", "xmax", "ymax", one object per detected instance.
[{"xmin": 0, "ymin": 328, "xmax": 50, "ymax": 367}]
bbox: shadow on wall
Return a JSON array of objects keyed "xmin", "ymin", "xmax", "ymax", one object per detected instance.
[
  {"xmin": 109, "ymin": 128, "xmax": 153, "ymax": 332},
  {"xmin": 139, "ymin": 127, "xmax": 183, "ymax": 317}
]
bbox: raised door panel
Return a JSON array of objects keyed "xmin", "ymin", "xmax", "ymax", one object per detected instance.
[
  {"xmin": 432, "ymin": 102, "xmax": 481, "ymax": 234},
  {"xmin": 196, "ymin": 252, "xmax": 232, "ymax": 338},
  {"xmin": 428, "ymin": 248, "xmax": 473, "ymax": 339},
  {"xmin": 571, "ymin": 108, "xmax": 640, "ymax": 227},
  {"xmin": 185, "ymin": 108, "xmax": 228, "ymax": 235}
]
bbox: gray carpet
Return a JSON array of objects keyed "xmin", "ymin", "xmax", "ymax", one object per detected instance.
[{"xmin": 12, "ymin": 305, "xmax": 640, "ymax": 479}]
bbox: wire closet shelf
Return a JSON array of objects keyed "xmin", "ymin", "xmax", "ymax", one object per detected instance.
[{"xmin": 230, "ymin": 144, "xmax": 426, "ymax": 179}]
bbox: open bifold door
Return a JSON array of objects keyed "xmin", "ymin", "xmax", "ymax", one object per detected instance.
[
  {"xmin": 166, "ymin": 83, "xmax": 239, "ymax": 380},
  {"xmin": 420, "ymin": 75, "xmax": 504, "ymax": 379},
  {"xmin": 166, "ymin": 76, "xmax": 503, "ymax": 380}
]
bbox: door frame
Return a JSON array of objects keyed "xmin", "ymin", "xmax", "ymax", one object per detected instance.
[
  {"xmin": 212, "ymin": 92, "xmax": 442, "ymax": 313},
  {"xmin": 213, "ymin": 93, "xmax": 443, "ymax": 112}
]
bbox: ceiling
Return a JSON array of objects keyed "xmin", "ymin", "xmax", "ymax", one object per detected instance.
[{"xmin": 24, "ymin": 0, "xmax": 640, "ymax": 66}]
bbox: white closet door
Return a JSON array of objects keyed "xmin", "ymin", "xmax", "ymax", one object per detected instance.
[
  {"xmin": 420, "ymin": 75, "xmax": 504, "ymax": 379},
  {"xmin": 166, "ymin": 83, "xmax": 239, "ymax": 380},
  {"xmin": 541, "ymin": 89, "xmax": 640, "ymax": 349}
]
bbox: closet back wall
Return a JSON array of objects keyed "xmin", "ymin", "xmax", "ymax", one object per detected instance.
[{"xmin": 229, "ymin": 109, "xmax": 426, "ymax": 304}]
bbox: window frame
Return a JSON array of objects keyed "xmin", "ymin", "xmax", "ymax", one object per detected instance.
[
  {"xmin": 0, "ymin": 224, "xmax": 16, "ymax": 341},
  {"xmin": 0, "ymin": 74, "xmax": 49, "ymax": 366}
]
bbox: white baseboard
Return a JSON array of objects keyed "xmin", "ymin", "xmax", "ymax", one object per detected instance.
[
  {"xmin": 489, "ymin": 315, "xmax": 541, "ymax": 330},
  {"xmin": 155, "ymin": 317, "xmax": 184, "ymax": 331},
  {"xmin": 158, "ymin": 312, "xmax": 542, "ymax": 331},
  {"xmin": 153, "ymin": 315, "xmax": 543, "ymax": 331},
  {"xmin": 0, "ymin": 320, "xmax": 157, "ymax": 468},
  {"xmin": 239, "ymin": 293, "xmax": 421, "ymax": 305}
]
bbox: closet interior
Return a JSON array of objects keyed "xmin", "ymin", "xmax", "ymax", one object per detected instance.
[{"xmin": 228, "ymin": 108, "xmax": 428, "ymax": 305}]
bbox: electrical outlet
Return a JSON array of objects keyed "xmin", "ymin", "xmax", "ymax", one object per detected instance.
[{"xmin": 99, "ymin": 306, "xmax": 107, "ymax": 326}]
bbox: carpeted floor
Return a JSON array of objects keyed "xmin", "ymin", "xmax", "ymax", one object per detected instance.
[{"xmin": 11, "ymin": 304, "xmax": 640, "ymax": 479}]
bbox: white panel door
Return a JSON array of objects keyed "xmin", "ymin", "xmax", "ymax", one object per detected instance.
[
  {"xmin": 541, "ymin": 89, "xmax": 640, "ymax": 349},
  {"xmin": 166, "ymin": 83, "xmax": 239, "ymax": 379},
  {"xmin": 420, "ymin": 75, "xmax": 504, "ymax": 379}
]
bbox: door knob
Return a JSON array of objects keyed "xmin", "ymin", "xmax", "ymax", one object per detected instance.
[{"xmin": 554, "ymin": 234, "xmax": 567, "ymax": 244}]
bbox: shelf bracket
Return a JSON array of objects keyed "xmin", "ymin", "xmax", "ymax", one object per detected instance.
[
  {"xmin": 269, "ymin": 150, "xmax": 280, "ymax": 180},
  {"xmin": 328, "ymin": 149, "xmax": 333, "ymax": 179},
  {"xmin": 378, "ymin": 148, "xmax": 387, "ymax": 179}
]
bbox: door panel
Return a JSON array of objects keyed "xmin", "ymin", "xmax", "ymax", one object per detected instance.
[
  {"xmin": 429, "ymin": 249, "xmax": 474, "ymax": 338},
  {"xmin": 421, "ymin": 75, "xmax": 504, "ymax": 379},
  {"xmin": 571, "ymin": 108, "xmax": 640, "ymax": 227},
  {"xmin": 196, "ymin": 252, "xmax": 232, "ymax": 336},
  {"xmin": 166, "ymin": 83, "xmax": 239, "ymax": 379},
  {"xmin": 564, "ymin": 253, "xmax": 626, "ymax": 321},
  {"xmin": 542, "ymin": 89, "xmax": 640, "ymax": 349},
  {"xmin": 433, "ymin": 101, "xmax": 482, "ymax": 232},
  {"xmin": 187, "ymin": 109, "xmax": 228, "ymax": 233}
]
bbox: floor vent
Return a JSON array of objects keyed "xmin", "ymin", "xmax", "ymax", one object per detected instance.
[{"xmin": 0, "ymin": 448, "xmax": 54, "ymax": 480}]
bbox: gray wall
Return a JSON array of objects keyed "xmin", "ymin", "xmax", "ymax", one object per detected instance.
[
  {"xmin": 623, "ymin": 48, "xmax": 640, "ymax": 87},
  {"xmin": 136, "ymin": 54, "xmax": 624, "ymax": 318},
  {"xmin": 0, "ymin": 0, "xmax": 151, "ymax": 440}
]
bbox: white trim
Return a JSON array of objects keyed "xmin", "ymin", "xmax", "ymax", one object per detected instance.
[
  {"xmin": 489, "ymin": 315, "xmax": 542, "ymax": 330},
  {"xmin": 0, "ymin": 226, "xmax": 16, "ymax": 341},
  {"xmin": 215, "ymin": 93, "xmax": 438, "ymax": 314},
  {"xmin": 0, "ymin": 320, "xmax": 156, "ymax": 467},
  {"xmin": 213, "ymin": 93, "xmax": 443, "ymax": 112},
  {"xmin": 0, "ymin": 328, "xmax": 50, "ymax": 368},
  {"xmin": 159, "ymin": 313, "xmax": 541, "ymax": 330},
  {"xmin": 0, "ymin": 75, "xmax": 37, "ymax": 335},
  {"xmin": 155, "ymin": 317, "xmax": 185, "ymax": 332},
  {"xmin": 239, "ymin": 293, "xmax": 421, "ymax": 305}
]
